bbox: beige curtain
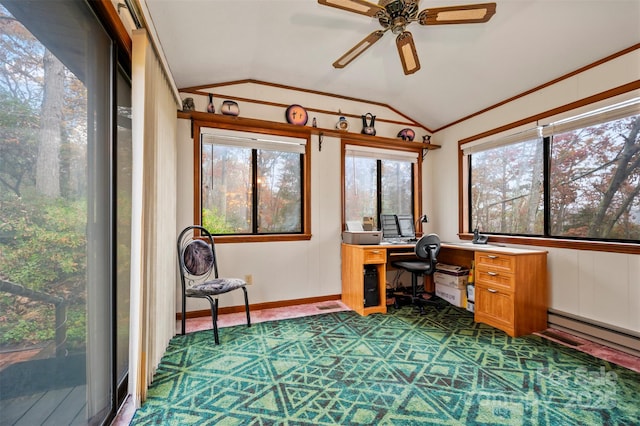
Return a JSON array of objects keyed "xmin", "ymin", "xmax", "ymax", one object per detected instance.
[{"xmin": 129, "ymin": 28, "xmax": 180, "ymax": 407}]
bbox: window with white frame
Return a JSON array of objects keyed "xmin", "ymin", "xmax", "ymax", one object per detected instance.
[{"xmin": 464, "ymin": 96, "xmax": 640, "ymax": 242}]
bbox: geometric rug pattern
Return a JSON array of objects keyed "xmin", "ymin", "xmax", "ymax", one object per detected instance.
[{"xmin": 131, "ymin": 305, "xmax": 640, "ymax": 425}]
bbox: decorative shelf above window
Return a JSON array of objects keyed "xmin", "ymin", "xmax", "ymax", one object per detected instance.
[{"xmin": 178, "ymin": 110, "xmax": 441, "ymax": 151}]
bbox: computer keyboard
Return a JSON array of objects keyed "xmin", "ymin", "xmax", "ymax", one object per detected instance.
[{"xmin": 381, "ymin": 238, "xmax": 416, "ymax": 245}]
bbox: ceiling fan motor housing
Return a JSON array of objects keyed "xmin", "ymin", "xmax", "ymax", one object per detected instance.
[{"xmin": 378, "ymin": 0, "xmax": 420, "ymax": 33}]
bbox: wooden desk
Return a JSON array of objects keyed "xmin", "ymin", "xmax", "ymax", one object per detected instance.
[{"xmin": 341, "ymin": 242, "xmax": 548, "ymax": 337}]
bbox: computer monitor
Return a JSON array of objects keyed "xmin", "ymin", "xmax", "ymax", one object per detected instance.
[
  {"xmin": 380, "ymin": 214, "xmax": 401, "ymax": 239},
  {"xmin": 396, "ymin": 214, "xmax": 415, "ymax": 239}
]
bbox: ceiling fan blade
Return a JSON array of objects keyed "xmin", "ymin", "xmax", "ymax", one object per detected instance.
[
  {"xmin": 333, "ymin": 30, "xmax": 386, "ymax": 68},
  {"xmin": 318, "ymin": 0, "xmax": 385, "ymax": 17},
  {"xmin": 396, "ymin": 31, "xmax": 420, "ymax": 75},
  {"xmin": 418, "ymin": 2, "xmax": 496, "ymax": 25}
]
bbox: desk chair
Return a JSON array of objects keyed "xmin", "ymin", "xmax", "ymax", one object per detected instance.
[
  {"xmin": 391, "ymin": 233, "xmax": 441, "ymax": 314},
  {"xmin": 177, "ymin": 225, "xmax": 251, "ymax": 344}
]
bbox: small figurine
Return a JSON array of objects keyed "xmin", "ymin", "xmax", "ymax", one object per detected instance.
[
  {"xmin": 182, "ymin": 97, "xmax": 195, "ymax": 112},
  {"xmin": 336, "ymin": 116, "xmax": 349, "ymax": 131},
  {"xmin": 221, "ymin": 100, "xmax": 239, "ymax": 116},
  {"xmin": 207, "ymin": 93, "xmax": 215, "ymax": 113}
]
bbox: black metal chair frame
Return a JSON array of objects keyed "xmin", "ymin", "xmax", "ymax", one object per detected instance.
[
  {"xmin": 391, "ymin": 233, "xmax": 441, "ymax": 314},
  {"xmin": 177, "ymin": 225, "xmax": 251, "ymax": 344}
]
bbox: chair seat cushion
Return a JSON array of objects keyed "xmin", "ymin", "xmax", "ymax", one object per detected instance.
[
  {"xmin": 392, "ymin": 261, "xmax": 434, "ymax": 275},
  {"xmin": 186, "ymin": 278, "xmax": 246, "ymax": 297}
]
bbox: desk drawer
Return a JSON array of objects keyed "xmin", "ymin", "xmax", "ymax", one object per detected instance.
[
  {"xmin": 475, "ymin": 284, "xmax": 515, "ymax": 332},
  {"xmin": 476, "ymin": 252, "xmax": 515, "ymax": 272},
  {"xmin": 476, "ymin": 266, "xmax": 514, "ymax": 291},
  {"xmin": 363, "ymin": 248, "xmax": 386, "ymax": 264}
]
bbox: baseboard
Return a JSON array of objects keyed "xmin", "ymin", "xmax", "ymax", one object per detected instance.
[
  {"xmin": 176, "ymin": 294, "xmax": 342, "ymax": 320},
  {"xmin": 548, "ymin": 309, "xmax": 640, "ymax": 357}
]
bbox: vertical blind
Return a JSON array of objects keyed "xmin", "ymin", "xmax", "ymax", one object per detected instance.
[{"xmin": 129, "ymin": 28, "xmax": 180, "ymax": 408}]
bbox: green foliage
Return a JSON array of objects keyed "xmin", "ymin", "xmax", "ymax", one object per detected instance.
[
  {"xmin": 0, "ymin": 309, "xmax": 55, "ymax": 345},
  {"xmin": 0, "ymin": 196, "xmax": 86, "ymax": 291},
  {"xmin": 0, "ymin": 303, "xmax": 86, "ymax": 351},
  {"xmin": 0, "ymin": 195, "xmax": 87, "ymax": 349},
  {"xmin": 0, "ymin": 89, "xmax": 39, "ymax": 197},
  {"xmin": 65, "ymin": 305, "xmax": 87, "ymax": 351},
  {"xmin": 202, "ymin": 207, "xmax": 236, "ymax": 234}
]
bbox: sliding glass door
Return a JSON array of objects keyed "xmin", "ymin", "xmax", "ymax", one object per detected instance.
[{"xmin": 0, "ymin": 1, "xmax": 130, "ymax": 424}]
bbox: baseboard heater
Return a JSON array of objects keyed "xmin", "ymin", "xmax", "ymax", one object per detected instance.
[{"xmin": 548, "ymin": 309, "xmax": 640, "ymax": 357}]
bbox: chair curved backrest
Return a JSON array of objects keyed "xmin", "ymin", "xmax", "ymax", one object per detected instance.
[
  {"xmin": 177, "ymin": 226, "xmax": 219, "ymax": 291},
  {"xmin": 415, "ymin": 233, "xmax": 441, "ymax": 265}
]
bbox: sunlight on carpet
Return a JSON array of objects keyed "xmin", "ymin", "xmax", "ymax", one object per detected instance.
[{"xmin": 131, "ymin": 305, "xmax": 640, "ymax": 425}]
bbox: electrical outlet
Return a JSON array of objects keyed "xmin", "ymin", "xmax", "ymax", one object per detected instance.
[{"xmin": 244, "ymin": 274, "xmax": 253, "ymax": 285}]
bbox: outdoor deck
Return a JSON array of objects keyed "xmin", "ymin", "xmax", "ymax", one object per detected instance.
[{"xmin": 0, "ymin": 385, "xmax": 86, "ymax": 425}]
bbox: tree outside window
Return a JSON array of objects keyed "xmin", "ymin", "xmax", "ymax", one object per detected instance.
[
  {"xmin": 549, "ymin": 114, "xmax": 640, "ymax": 240},
  {"xmin": 468, "ymin": 103, "xmax": 640, "ymax": 242},
  {"xmin": 345, "ymin": 149, "xmax": 416, "ymax": 229},
  {"xmin": 201, "ymin": 131, "xmax": 304, "ymax": 235}
]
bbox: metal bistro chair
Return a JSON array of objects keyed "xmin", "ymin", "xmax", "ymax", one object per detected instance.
[
  {"xmin": 177, "ymin": 225, "xmax": 251, "ymax": 344},
  {"xmin": 391, "ymin": 233, "xmax": 442, "ymax": 315}
]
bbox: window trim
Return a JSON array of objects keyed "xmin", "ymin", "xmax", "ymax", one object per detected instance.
[
  {"xmin": 341, "ymin": 138, "xmax": 423, "ymax": 233},
  {"xmin": 457, "ymin": 85, "xmax": 640, "ymax": 254},
  {"xmin": 193, "ymin": 120, "xmax": 311, "ymax": 243}
]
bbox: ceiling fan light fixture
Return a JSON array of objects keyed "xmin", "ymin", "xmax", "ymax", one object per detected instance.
[
  {"xmin": 319, "ymin": 1, "xmax": 496, "ymax": 74},
  {"xmin": 396, "ymin": 31, "xmax": 420, "ymax": 75}
]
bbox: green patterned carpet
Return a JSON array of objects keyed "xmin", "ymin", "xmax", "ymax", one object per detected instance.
[{"xmin": 131, "ymin": 305, "xmax": 640, "ymax": 425}]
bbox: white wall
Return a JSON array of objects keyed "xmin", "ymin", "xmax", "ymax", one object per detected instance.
[
  {"xmin": 426, "ymin": 49, "xmax": 640, "ymax": 334},
  {"xmin": 177, "ymin": 120, "xmax": 344, "ymax": 312}
]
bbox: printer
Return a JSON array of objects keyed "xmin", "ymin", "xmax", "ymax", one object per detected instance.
[
  {"xmin": 342, "ymin": 220, "xmax": 382, "ymax": 245},
  {"xmin": 342, "ymin": 231, "xmax": 382, "ymax": 245}
]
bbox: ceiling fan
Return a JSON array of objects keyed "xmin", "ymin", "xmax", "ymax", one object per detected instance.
[{"xmin": 318, "ymin": 0, "xmax": 496, "ymax": 75}]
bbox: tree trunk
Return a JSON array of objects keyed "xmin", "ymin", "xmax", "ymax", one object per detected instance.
[
  {"xmin": 525, "ymin": 141, "xmax": 544, "ymax": 233},
  {"xmin": 35, "ymin": 50, "xmax": 64, "ymax": 198},
  {"xmin": 588, "ymin": 117, "xmax": 640, "ymax": 237}
]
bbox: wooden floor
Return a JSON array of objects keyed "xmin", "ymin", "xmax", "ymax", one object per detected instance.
[{"xmin": 0, "ymin": 385, "xmax": 86, "ymax": 425}]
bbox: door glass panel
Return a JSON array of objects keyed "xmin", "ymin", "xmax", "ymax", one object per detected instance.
[
  {"xmin": 116, "ymin": 69, "xmax": 131, "ymax": 394},
  {"xmin": 0, "ymin": 3, "xmax": 113, "ymax": 424}
]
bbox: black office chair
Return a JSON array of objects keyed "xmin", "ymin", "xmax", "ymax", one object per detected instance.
[
  {"xmin": 177, "ymin": 225, "xmax": 251, "ymax": 344},
  {"xmin": 391, "ymin": 233, "xmax": 441, "ymax": 314}
]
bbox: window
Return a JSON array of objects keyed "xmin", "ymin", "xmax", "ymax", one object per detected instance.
[
  {"xmin": 466, "ymin": 129, "xmax": 544, "ymax": 235},
  {"xmin": 547, "ymin": 100, "xmax": 640, "ymax": 240},
  {"xmin": 199, "ymin": 127, "xmax": 309, "ymax": 238},
  {"xmin": 464, "ymin": 96, "xmax": 640, "ymax": 243},
  {"xmin": 344, "ymin": 143, "xmax": 419, "ymax": 229}
]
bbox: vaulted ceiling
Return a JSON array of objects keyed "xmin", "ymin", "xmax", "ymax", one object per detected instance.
[{"xmin": 141, "ymin": 0, "xmax": 640, "ymax": 131}]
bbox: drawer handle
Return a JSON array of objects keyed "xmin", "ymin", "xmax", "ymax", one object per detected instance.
[
  {"xmin": 488, "ymin": 255, "xmax": 498, "ymax": 259},
  {"xmin": 371, "ymin": 250, "xmax": 381, "ymax": 254},
  {"xmin": 487, "ymin": 272, "xmax": 498, "ymax": 276},
  {"xmin": 487, "ymin": 288, "xmax": 498, "ymax": 293}
]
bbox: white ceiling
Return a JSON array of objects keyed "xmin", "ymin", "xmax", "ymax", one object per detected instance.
[{"xmin": 142, "ymin": 0, "xmax": 640, "ymax": 131}]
